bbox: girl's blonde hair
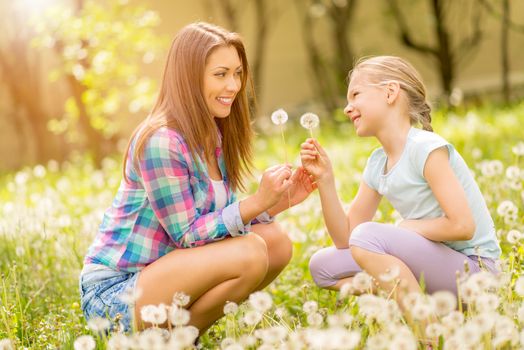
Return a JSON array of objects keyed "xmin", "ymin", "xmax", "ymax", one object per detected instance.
[
  {"xmin": 124, "ymin": 22, "xmax": 255, "ymax": 192},
  {"xmin": 349, "ymin": 56, "xmax": 433, "ymax": 132}
]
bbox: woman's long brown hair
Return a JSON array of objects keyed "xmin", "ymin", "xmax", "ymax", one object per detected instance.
[{"xmin": 123, "ymin": 22, "xmax": 255, "ymax": 192}]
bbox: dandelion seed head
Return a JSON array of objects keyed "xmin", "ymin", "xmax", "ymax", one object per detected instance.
[
  {"xmin": 302, "ymin": 300, "xmax": 318, "ymax": 314},
  {"xmin": 243, "ymin": 310, "xmax": 262, "ymax": 326},
  {"xmin": 87, "ymin": 316, "xmax": 111, "ymax": 333},
  {"xmin": 306, "ymin": 312, "xmax": 323, "ymax": 327},
  {"xmin": 432, "ymin": 291, "xmax": 457, "ymax": 316},
  {"xmin": 300, "ymin": 112, "xmax": 320, "ymax": 130},
  {"xmin": 168, "ymin": 306, "xmax": 190, "ymax": 326},
  {"xmin": 140, "ymin": 304, "xmax": 167, "ymax": 325},
  {"xmin": 74, "ymin": 335, "xmax": 96, "ymax": 350},
  {"xmin": 172, "ymin": 291, "xmax": 190, "ymax": 307},
  {"xmin": 271, "ymin": 108, "xmax": 288, "ymax": 125},
  {"xmin": 223, "ymin": 301, "xmax": 238, "ymax": 315},
  {"xmin": 379, "ymin": 265, "xmax": 400, "ymax": 282},
  {"xmin": 248, "ymin": 291, "xmax": 273, "ymax": 313}
]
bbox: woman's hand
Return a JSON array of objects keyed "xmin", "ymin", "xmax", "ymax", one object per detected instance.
[
  {"xmin": 267, "ymin": 166, "xmax": 317, "ymax": 216},
  {"xmin": 300, "ymin": 138, "xmax": 334, "ymax": 185},
  {"xmin": 254, "ymin": 164, "xmax": 293, "ymax": 210}
]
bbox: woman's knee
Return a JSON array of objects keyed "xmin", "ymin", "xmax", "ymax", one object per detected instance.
[
  {"xmin": 253, "ymin": 222, "xmax": 293, "ymax": 269},
  {"xmin": 236, "ymin": 233, "xmax": 269, "ymax": 278}
]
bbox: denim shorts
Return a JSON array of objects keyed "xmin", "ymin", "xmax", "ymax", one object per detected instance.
[{"xmin": 79, "ymin": 268, "xmax": 140, "ymax": 333}]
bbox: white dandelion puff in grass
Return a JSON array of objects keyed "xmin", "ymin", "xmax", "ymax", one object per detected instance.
[
  {"xmin": 0, "ymin": 339, "xmax": 14, "ymax": 350},
  {"xmin": 243, "ymin": 310, "xmax": 263, "ymax": 326},
  {"xmin": 300, "ymin": 112, "xmax": 320, "ymax": 138},
  {"xmin": 248, "ymin": 291, "xmax": 273, "ymax": 313},
  {"xmin": 118, "ymin": 287, "xmax": 142, "ymax": 305},
  {"xmin": 432, "ymin": 290, "xmax": 457, "ymax": 316},
  {"xmin": 306, "ymin": 312, "xmax": 324, "ymax": 327},
  {"xmin": 352, "ymin": 271, "xmax": 373, "ymax": 292},
  {"xmin": 87, "ymin": 316, "xmax": 111, "ymax": 333},
  {"xmin": 378, "ymin": 265, "xmax": 400, "ymax": 282},
  {"xmin": 140, "ymin": 304, "xmax": 167, "ymax": 325},
  {"xmin": 74, "ymin": 335, "xmax": 96, "ymax": 350},
  {"xmin": 302, "ymin": 300, "xmax": 318, "ymax": 314},
  {"xmin": 271, "ymin": 108, "xmax": 288, "ymax": 125},
  {"xmin": 168, "ymin": 326, "xmax": 199, "ymax": 348},
  {"xmin": 223, "ymin": 301, "xmax": 239, "ymax": 315},
  {"xmin": 168, "ymin": 306, "xmax": 190, "ymax": 326},
  {"xmin": 172, "ymin": 291, "xmax": 190, "ymax": 307},
  {"xmin": 506, "ymin": 229, "xmax": 522, "ymax": 244},
  {"xmin": 514, "ymin": 276, "xmax": 524, "ymax": 296}
]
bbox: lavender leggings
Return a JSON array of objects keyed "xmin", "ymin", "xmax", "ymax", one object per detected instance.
[{"xmin": 309, "ymin": 222, "xmax": 499, "ymax": 294}]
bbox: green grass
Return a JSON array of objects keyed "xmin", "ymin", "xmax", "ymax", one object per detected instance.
[{"xmin": 0, "ymin": 103, "xmax": 523, "ymax": 349}]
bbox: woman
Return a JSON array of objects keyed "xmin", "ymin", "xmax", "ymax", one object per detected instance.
[{"xmin": 79, "ymin": 22, "xmax": 315, "ymax": 334}]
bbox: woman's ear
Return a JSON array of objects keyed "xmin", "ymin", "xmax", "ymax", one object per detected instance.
[{"xmin": 385, "ymin": 81, "xmax": 401, "ymax": 104}]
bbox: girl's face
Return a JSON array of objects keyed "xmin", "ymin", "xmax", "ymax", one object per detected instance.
[
  {"xmin": 203, "ymin": 45, "xmax": 243, "ymax": 119},
  {"xmin": 344, "ymin": 72, "xmax": 389, "ymax": 137}
]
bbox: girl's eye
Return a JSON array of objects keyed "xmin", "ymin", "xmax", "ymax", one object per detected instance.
[
  {"xmin": 353, "ymin": 92, "xmax": 360, "ymax": 97},
  {"xmin": 215, "ymin": 72, "xmax": 226, "ymax": 77},
  {"xmin": 235, "ymin": 70, "xmax": 243, "ymax": 76}
]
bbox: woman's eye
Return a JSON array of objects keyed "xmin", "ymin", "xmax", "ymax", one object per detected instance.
[
  {"xmin": 215, "ymin": 72, "xmax": 226, "ymax": 77},
  {"xmin": 235, "ymin": 71, "xmax": 243, "ymax": 77}
]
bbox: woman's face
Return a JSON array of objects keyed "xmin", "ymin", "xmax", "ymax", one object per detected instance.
[{"xmin": 203, "ymin": 45, "xmax": 243, "ymax": 119}]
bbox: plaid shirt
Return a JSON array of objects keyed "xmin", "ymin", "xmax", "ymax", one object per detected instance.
[{"xmin": 84, "ymin": 127, "xmax": 270, "ymax": 272}]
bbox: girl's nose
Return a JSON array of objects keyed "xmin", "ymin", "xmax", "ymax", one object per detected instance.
[{"xmin": 344, "ymin": 104, "xmax": 354, "ymax": 115}]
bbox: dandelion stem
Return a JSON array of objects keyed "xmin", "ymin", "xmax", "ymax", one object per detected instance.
[{"xmin": 280, "ymin": 124, "xmax": 291, "ymax": 209}]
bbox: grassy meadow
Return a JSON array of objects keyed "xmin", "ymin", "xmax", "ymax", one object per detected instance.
[{"xmin": 0, "ymin": 104, "xmax": 523, "ymax": 349}]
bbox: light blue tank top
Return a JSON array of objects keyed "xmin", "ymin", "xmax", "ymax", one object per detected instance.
[{"xmin": 362, "ymin": 127, "xmax": 501, "ymax": 259}]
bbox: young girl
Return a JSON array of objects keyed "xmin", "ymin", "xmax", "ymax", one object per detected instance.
[
  {"xmin": 301, "ymin": 56, "xmax": 500, "ymax": 297},
  {"xmin": 80, "ymin": 22, "xmax": 315, "ymax": 334}
]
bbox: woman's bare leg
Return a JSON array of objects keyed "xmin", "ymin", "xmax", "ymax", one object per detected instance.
[
  {"xmin": 250, "ymin": 222, "xmax": 293, "ymax": 290},
  {"xmin": 134, "ymin": 233, "xmax": 269, "ymax": 332}
]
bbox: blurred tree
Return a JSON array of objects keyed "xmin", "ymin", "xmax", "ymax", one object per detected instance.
[
  {"xmin": 31, "ymin": 0, "xmax": 165, "ymax": 165},
  {"xmin": 294, "ymin": 0, "xmax": 358, "ymax": 116},
  {"xmin": 389, "ymin": 0, "xmax": 483, "ymax": 102},
  {"xmin": 203, "ymin": 0, "xmax": 279, "ymax": 104},
  {"xmin": 480, "ymin": 0, "xmax": 524, "ymax": 104},
  {"xmin": 0, "ymin": 1, "xmax": 60, "ymax": 165}
]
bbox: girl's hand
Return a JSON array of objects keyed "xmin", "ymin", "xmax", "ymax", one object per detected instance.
[
  {"xmin": 255, "ymin": 164, "xmax": 293, "ymax": 210},
  {"xmin": 300, "ymin": 138, "xmax": 334, "ymax": 185},
  {"xmin": 267, "ymin": 166, "xmax": 317, "ymax": 216}
]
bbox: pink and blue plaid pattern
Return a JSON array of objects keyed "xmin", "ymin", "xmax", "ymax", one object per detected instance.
[{"xmin": 84, "ymin": 127, "xmax": 258, "ymax": 272}]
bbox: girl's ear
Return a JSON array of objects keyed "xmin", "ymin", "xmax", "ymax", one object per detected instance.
[{"xmin": 385, "ymin": 81, "xmax": 401, "ymax": 104}]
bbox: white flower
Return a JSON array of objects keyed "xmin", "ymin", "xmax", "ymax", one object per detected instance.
[
  {"xmin": 518, "ymin": 304, "xmax": 524, "ymax": 323},
  {"xmin": 138, "ymin": 328, "xmax": 166, "ymax": 349},
  {"xmin": 274, "ymin": 307, "xmax": 287, "ymax": 319},
  {"xmin": 442, "ymin": 311, "xmax": 464, "ymax": 330},
  {"xmin": 515, "ymin": 276, "xmax": 524, "ymax": 296},
  {"xmin": 169, "ymin": 326, "xmax": 199, "ymax": 348},
  {"xmin": 74, "ymin": 335, "xmax": 96, "ymax": 350},
  {"xmin": 302, "ymin": 300, "xmax": 318, "ymax": 314},
  {"xmin": 254, "ymin": 326, "xmax": 287, "ymax": 344},
  {"xmin": 270, "ymin": 108, "xmax": 288, "ymax": 125},
  {"xmin": 474, "ymin": 293, "xmax": 500, "ymax": 312},
  {"xmin": 512, "ymin": 141, "xmax": 524, "ymax": 156},
  {"xmin": 339, "ymin": 282, "xmax": 354, "ymax": 298},
  {"xmin": 470, "ymin": 312, "xmax": 496, "ymax": 334},
  {"xmin": 506, "ymin": 229, "xmax": 522, "ymax": 244},
  {"xmin": 223, "ymin": 301, "xmax": 238, "ymax": 315},
  {"xmin": 0, "ymin": 339, "xmax": 14, "ymax": 350},
  {"xmin": 432, "ymin": 291, "xmax": 456, "ymax": 316},
  {"xmin": 306, "ymin": 312, "xmax": 323, "ymax": 327},
  {"xmin": 352, "ymin": 271, "xmax": 373, "ymax": 292},
  {"xmin": 107, "ymin": 333, "xmax": 132, "ymax": 350},
  {"xmin": 168, "ymin": 306, "xmax": 190, "ymax": 326},
  {"xmin": 300, "ymin": 112, "xmax": 320, "ymax": 130},
  {"xmin": 243, "ymin": 310, "xmax": 262, "ymax": 325},
  {"xmin": 425, "ymin": 323, "xmax": 445, "ymax": 338},
  {"xmin": 248, "ymin": 291, "xmax": 273, "ymax": 313},
  {"xmin": 172, "ymin": 291, "xmax": 190, "ymax": 307},
  {"xmin": 87, "ymin": 316, "xmax": 111, "ymax": 333},
  {"xmin": 379, "ymin": 265, "xmax": 400, "ymax": 282},
  {"xmin": 497, "ymin": 200, "xmax": 518, "ymax": 217},
  {"xmin": 140, "ymin": 304, "xmax": 167, "ymax": 325}
]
